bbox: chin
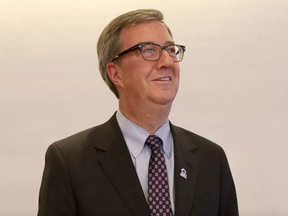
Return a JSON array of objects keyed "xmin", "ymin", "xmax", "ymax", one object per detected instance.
[{"xmin": 148, "ymin": 92, "xmax": 177, "ymax": 106}]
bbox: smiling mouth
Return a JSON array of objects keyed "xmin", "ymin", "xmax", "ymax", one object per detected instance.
[{"xmin": 155, "ymin": 77, "xmax": 172, "ymax": 81}]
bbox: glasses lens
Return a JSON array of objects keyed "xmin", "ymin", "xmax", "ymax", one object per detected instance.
[
  {"xmin": 167, "ymin": 45, "xmax": 183, "ymax": 62},
  {"xmin": 141, "ymin": 44, "xmax": 185, "ymax": 61},
  {"xmin": 141, "ymin": 44, "xmax": 161, "ymax": 61}
]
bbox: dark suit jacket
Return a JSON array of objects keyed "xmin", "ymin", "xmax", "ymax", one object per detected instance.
[{"xmin": 38, "ymin": 113, "xmax": 238, "ymax": 216}]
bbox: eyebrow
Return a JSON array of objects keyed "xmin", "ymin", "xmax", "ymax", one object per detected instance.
[
  {"xmin": 137, "ymin": 41, "xmax": 175, "ymax": 46},
  {"xmin": 165, "ymin": 40, "xmax": 175, "ymax": 45}
]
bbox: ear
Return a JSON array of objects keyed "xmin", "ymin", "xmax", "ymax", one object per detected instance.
[{"xmin": 106, "ymin": 62, "xmax": 124, "ymax": 89}]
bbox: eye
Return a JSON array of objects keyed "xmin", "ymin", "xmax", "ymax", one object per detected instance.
[
  {"xmin": 167, "ymin": 46, "xmax": 176, "ymax": 54},
  {"xmin": 143, "ymin": 47, "xmax": 157, "ymax": 54}
]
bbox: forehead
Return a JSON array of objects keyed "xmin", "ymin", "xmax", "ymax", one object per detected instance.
[{"xmin": 120, "ymin": 20, "xmax": 173, "ymax": 48}]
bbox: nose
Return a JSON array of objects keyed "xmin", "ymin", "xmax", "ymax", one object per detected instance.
[{"xmin": 156, "ymin": 49, "xmax": 174, "ymax": 69}]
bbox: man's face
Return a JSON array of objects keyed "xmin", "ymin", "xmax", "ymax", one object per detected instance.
[{"xmin": 115, "ymin": 20, "xmax": 180, "ymax": 106}]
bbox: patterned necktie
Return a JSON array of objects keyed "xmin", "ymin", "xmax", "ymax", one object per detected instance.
[{"xmin": 146, "ymin": 135, "xmax": 173, "ymax": 216}]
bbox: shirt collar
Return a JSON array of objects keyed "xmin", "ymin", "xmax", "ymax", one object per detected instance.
[{"xmin": 116, "ymin": 110, "xmax": 172, "ymax": 158}]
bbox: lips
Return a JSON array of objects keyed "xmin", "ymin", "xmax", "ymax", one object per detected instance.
[{"xmin": 153, "ymin": 76, "xmax": 172, "ymax": 81}]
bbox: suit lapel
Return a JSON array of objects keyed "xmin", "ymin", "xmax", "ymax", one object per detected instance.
[
  {"xmin": 171, "ymin": 124, "xmax": 199, "ymax": 216},
  {"xmin": 93, "ymin": 114, "xmax": 150, "ymax": 216}
]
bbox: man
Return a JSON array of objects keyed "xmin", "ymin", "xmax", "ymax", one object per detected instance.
[{"xmin": 38, "ymin": 9, "xmax": 238, "ymax": 216}]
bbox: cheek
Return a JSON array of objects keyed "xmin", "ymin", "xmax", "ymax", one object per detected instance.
[
  {"xmin": 120, "ymin": 59, "xmax": 155, "ymax": 88},
  {"xmin": 122, "ymin": 68, "xmax": 148, "ymax": 90},
  {"xmin": 173, "ymin": 65, "xmax": 180, "ymax": 79},
  {"xmin": 129, "ymin": 65, "xmax": 153, "ymax": 82}
]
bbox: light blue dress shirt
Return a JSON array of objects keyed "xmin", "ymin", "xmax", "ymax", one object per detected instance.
[{"xmin": 116, "ymin": 110, "xmax": 175, "ymax": 213}]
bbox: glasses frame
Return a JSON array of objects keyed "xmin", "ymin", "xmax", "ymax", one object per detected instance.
[{"xmin": 111, "ymin": 43, "xmax": 186, "ymax": 62}]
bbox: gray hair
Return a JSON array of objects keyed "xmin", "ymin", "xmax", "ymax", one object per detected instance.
[{"xmin": 97, "ymin": 9, "xmax": 172, "ymax": 98}]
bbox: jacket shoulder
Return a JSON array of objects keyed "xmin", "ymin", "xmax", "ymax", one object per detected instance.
[
  {"xmin": 50, "ymin": 114, "xmax": 118, "ymax": 156},
  {"xmin": 171, "ymin": 124, "xmax": 224, "ymax": 153}
]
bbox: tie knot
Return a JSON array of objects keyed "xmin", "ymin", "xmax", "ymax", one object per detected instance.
[{"xmin": 145, "ymin": 135, "xmax": 162, "ymax": 151}]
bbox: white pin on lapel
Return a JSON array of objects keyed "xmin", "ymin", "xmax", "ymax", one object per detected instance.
[{"xmin": 180, "ymin": 168, "xmax": 187, "ymax": 179}]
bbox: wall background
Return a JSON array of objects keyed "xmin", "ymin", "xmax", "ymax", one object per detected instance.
[{"xmin": 1, "ymin": 0, "xmax": 287, "ymax": 215}]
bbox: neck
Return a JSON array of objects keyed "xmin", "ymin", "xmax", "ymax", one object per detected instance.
[{"xmin": 119, "ymin": 100, "xmax": 172, "ymax": 134}]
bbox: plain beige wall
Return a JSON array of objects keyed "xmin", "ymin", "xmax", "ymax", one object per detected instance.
[{"xmin": 1, "ymin": 0, "xmax": 287, "ymax": 215}]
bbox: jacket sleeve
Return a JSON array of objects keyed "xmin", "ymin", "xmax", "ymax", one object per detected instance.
[
  {"xmin": 37, "ymin": 144, "xmax": 77, "ymax": 216},
  {"xmin": 219, "ymin": 149, "xmax": 239, "ymax": 216}
]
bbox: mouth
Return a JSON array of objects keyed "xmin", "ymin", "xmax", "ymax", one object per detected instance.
[{"xmin": 153, "ymin": 76, "xmax": 172, "ymax": 81}]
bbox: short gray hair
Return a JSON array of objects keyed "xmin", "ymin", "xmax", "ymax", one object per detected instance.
[{"xmin": 97, "ymin": 9, "xmax": 172, "ymax": 98}]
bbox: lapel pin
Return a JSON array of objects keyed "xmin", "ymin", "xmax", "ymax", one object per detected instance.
[{"xmin": 180, "ymin": 168, "xmax": 187, "ymax": 179}]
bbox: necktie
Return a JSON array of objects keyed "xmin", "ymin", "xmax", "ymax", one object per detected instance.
[{"xmin": 146, "ymin": 135, "xmax": 173, "ymax": 216}]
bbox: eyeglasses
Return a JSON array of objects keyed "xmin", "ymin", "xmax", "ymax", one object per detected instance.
[{"xmin": 111, "ymin": 43, "xmax": 186, "ymax": 62}]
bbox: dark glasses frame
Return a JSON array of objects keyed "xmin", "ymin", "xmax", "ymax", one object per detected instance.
[{"xmin": 111, "ymin": 43, "xmax": 186, "ymax": 62}]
